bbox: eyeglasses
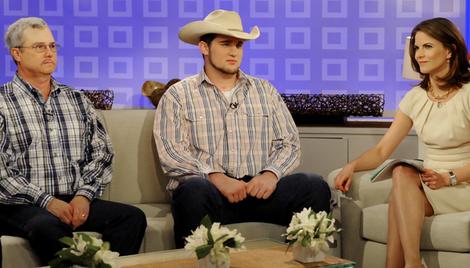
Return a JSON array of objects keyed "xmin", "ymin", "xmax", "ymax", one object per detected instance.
[{"xmin": 16, "ymin": 43, "xmax": 61, "ymax": 53}]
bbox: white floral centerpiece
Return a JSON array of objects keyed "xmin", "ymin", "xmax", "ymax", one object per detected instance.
[
  {"xmin": 49, "ymin": 232, "xmax": 119, "ymax": 268},
  {"xmin": 284, "ymin": 207, "xmax": 340, "ymax": 263},
  {"xmin": 185, "ymin": 215, "xmax": 245, "ymax": 268}
]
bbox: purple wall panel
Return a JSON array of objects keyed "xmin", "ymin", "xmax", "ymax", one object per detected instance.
[{"xmin": 0, "ymin": 0, "xmax": 465, "ymax": 110}]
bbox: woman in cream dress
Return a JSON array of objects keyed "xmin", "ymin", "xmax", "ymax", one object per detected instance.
[{"xmin": 334, "ymin": 18, "xmax": 470, "ymax": 268}]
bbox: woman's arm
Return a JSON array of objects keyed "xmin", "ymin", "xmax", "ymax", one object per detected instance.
[{"xmin": 335, "ymin": 111, "xmax": 413, "ymax": 192}]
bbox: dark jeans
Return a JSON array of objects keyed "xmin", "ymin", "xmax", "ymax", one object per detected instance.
[
  {"xmin": 0, "ymin": 196, "xmax": 147, "ymax": 264},
  {"xmin": 172, "ymin": 172, "xmax": 331, "ymax": 248}
]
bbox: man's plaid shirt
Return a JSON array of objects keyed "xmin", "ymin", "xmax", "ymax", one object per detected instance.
[
  {"xmin": 0, "ymin": 74, "xmax": 113, "ymax": 208},
  {"xmin": 154, "ymin": 70, "xmax": 301, "ymax": 191}
]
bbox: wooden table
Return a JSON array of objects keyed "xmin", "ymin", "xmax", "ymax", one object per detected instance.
[{"xmin": 117, "ymin": 240, "xmax": 355, "ymax": 268}]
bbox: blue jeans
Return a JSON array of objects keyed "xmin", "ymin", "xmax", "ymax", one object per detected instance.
[
  {"xmin": 172, "ymin": 172, "xmax": 331, "ymax": 248},
  {"xmin": 0, "ymin": 196, "xmax": 147, "ymax": 264}
]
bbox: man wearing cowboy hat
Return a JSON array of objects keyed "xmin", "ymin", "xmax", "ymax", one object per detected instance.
[{"xmin": 154, "ymin": 9, "xmax": 331, "ymax": 247}]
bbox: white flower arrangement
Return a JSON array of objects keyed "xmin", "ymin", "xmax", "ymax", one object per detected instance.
[
  {"xmin": 49, "ymin": 232, "xmax": 119, "ymax": 268},
  {"xmin": 284, "ymin": 208, "xmax": 340, "ymax": 254},
  {"xmin": 185, "ymin": 215, "xmax": 245, "ymax": 266}
]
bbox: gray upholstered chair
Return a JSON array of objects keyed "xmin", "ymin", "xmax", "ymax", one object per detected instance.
[{"xmin": 327, "ymin": 157, "xmax": 470, "ymax": 268}]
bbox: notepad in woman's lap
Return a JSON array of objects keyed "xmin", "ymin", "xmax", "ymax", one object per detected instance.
[{"xmin": 370, "ymin": 159, "xmax": 424, "ymax": 182}]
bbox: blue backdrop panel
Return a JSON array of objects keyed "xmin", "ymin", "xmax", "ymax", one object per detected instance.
[{"xmin": 0, "ymin": 0, "xmax": 465, "ymax": 110}]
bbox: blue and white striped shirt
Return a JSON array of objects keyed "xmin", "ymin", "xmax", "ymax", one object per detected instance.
[
  {"xmin": 0, "ymin": 75, "xmax": 113, "ymax": 208},
  {"xmin": 154, "ymin": 70, "xmax": 300, "ymax": 191}
]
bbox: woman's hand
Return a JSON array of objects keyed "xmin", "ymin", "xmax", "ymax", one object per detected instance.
[
  {"xmin": 335, "ymin": 163, "xmax": 355, "ymax": 193},
  {"xmin": 420, "ymin": 169, "xmax": 450, "ymax": 189}
]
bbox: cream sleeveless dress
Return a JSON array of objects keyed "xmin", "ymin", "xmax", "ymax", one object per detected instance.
[{"xmin": 399, "ymin": 83, "xmax": 470, "ymax": 214}]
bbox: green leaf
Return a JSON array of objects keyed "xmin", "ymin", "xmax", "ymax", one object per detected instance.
[
  {"xmin": 200, "ymin": 215, "xmax": 214, "ymax": 245},
  {"xmin": 214, "ymin": 234, "xmax": 229, "ymax": 243},
  {"xmin": 201, "ymin": 215, "xmax": 212, "ymax": 229},
  {"xmin": 301, "ymin": 235, "xmax": 311, "ymax": 247},
  {"xmin": 58, "ymin": 236, "xmax": 74, "ymax": 247},
  {"xmin": 327, "ymin": 211, "xmax": 333, "ymax": 219},
  {"xmin": 80, "ymin": 233, "xmax": 93, "ymax": 243},
  {"xmin": 223, "ymin": 237, "xmax": 236, "ymax": 248},
  {"xmin": 318, "ymin": 214, "xmax": 325, "ymax": 224},
  {"xmin": 82, "ymin": 247, "xmax": 99, "ymax": 262},
  {"xmin": 288, "ymin": 229, "xmax": 302, "ymax": 237},
  {"xmin": 195, "ymin": 244, "xmax": 212, "ymax": 259},
  {"xmin": 285, "ymin": 240, "xmax": 296, "ymax": 252},
  {"xmin": 97, "ymin": 262, "xmax": 112, "ymax": 268},
  {"xmin": 207, "ymin": 228, "xmax": 214, "ymax": 245},
  {"xmin": 48, "ymin": 256, "xmax": 71, "ymax": 268}
]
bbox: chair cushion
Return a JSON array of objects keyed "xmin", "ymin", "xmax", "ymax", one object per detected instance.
[
  {"xmin": 100, "ymin": 110, "xmax": 171, "ymax": 205},
  {"xmin": 363, "ymin": 204, "xmax": 470, "ymax": 252},
  {"xmin": 132, "ymin": 203, "xmax": 175, "ymax": 251},
  {"xmin": 133, "ymin": 203, "xmax": 172, "ymax": 218},
  {"xmin": 132, "ymin": 204, "xmax": 288, "ymax": 251},
  {"xmin": 144, "ymin": 214, "xmax": 175, "ymax": 251},
  {"xmin": 1, "ymin": 236, "xmax": 41, "ymax": 267}
]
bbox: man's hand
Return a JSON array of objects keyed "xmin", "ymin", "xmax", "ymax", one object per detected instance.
[
  {"xmin": 246, "ymin": 171, "xmax": 278, "ymax": 199},
  {"xmin": 46, "ymin": 198, "xmax": 74, "ymax": 225},
  {"xmin": 69, "ymin": 195, "xmax": 91, "ymax": 229},
  {"xmin": 209, "ymin": 173, "xmax": 247, "ymax": 203}
]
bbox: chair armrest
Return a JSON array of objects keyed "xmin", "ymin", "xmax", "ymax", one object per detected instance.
[{"xmin": 327, "ymin": 167, "xmax": 392, "ymax": 208}]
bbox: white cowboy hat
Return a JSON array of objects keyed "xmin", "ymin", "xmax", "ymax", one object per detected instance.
[{"xmin": 179, "ymin": 9, "xmax": 260, "ymax": 45}]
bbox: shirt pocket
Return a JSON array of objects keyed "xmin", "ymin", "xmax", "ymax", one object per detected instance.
[
  {"xmin": 184, "ymin": 112, "xmax": 212, "ymax": 154},
  {"xmin": 59, "ymin": 111, "xmax": 87, "ymax": 161},
  {"xmin": 240, "ymin": 108, "xmax": 271, "ymax": 138},
  {"xmin": 7, "ymin": 118, "xmax": 42, "ymax": 152}
]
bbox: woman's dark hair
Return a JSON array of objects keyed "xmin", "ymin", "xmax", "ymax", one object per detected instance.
[{"xmin": 409, "ymin": 17, "xmax": 470, "ymax": 90}]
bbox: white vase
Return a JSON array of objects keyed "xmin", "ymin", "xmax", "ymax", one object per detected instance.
[
  {"xmin": 292, "ymin": 242, "xmax": 326, "ymax": 263},
  {"xmin": 197, "ymin": 254, "xmax": 230, "ymax": 268}
]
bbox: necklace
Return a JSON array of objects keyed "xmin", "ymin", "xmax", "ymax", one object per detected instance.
[
  {"xmin": 429, "ymin": 87, "xmax": 455, "ymax": 108},
  {"xmin": 429, "ymin": 87, "xmax": 451, "ymax": 100}
]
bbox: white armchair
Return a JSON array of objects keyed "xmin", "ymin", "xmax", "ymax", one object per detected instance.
[{"xmin": 327, "ymin": 164, "xmax": 470, "ymax": 268}]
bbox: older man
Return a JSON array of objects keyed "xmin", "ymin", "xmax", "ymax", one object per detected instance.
[
  {"xmin": 0, "ymin": 17, "xmax": 146, "ymax": 264},
  {"xmin": 154, "ymin": 9, "xmax": 331, "ymax": 247}
]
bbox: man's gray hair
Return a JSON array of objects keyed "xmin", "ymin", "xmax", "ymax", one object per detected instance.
[{"xmin": 4, "ymin": 17, "xmax": 48, "ymax": 49}]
